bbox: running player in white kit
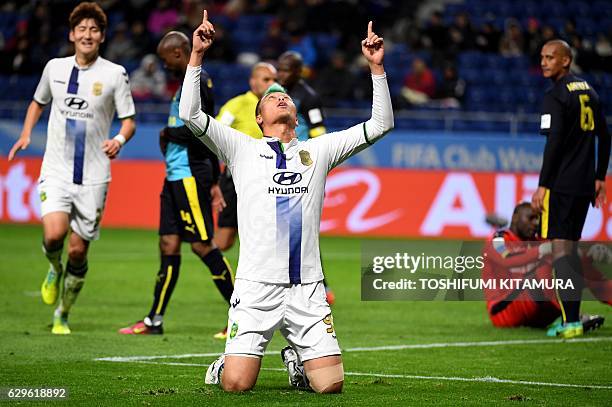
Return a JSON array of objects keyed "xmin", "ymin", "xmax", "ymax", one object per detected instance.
[
  {"xmin": 8, "ymin": 2, "xmax": 136, "ymax": 335},
  {"xmin": 180, "ymin": 11, "xmax": 392, "ymax": 393}
]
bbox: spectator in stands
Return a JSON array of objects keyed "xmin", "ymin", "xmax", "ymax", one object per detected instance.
[
  {"xmin": 562, "ymin": 19, "xmax": 578, "ymax": 40},
  {"xmin": 539, "ymin": 25, "xmax": 557, "ymax": 48},
  {"xmin": 422, "ymin": 10, "xmax": 447, "ymax": 68},
  {"xmin": 449, "ymin": 12, "xmax": 475, "ymax": 51},
  {"xmin": 130, "ymin": 54, "xmax": 167, "ymax": 101},
  {"xmin": 351, "ymin": 55, "xmax": 373, "ymax": 102},
  {"xmin": 475, "ymin": 20, "xmax": 501, "ymax": 53},
  {"xmin": 436, "ymin": 64, "xmax": 465, "ymax": 108},
  {"xmin": 260, "ymin": 20, "xmax": 287, "ymax": 61},
  {"xmin": 421, "ymin": 10, "xmax": 447, "ymax": 50},
  {"xmin": 286, "ymin": 24, "xmax": 318, "ymax": 70},
  {"xmin": 131, "ymin": 20, "xmax": 154, "ymax": 57},
  {"xmin": 594, "ymin": 33, "xmax": 612, "ymax": 72},
  {"xmin": 315, "ymin": 51, "xmax": 355, "ymax": 105},
  {"xmin": 147, "ymin": 0, "xmax": 179, "ymax": 38},
  {"xmin": 6, "ymin": 19, "xmax": 42, "ymax": 74},
  {"xmin": 205, "ymin": 24, "xmax": 236, "ymax": 62},
  {"xmin": 400, "ymin": 57, "xmax": 436, "ymax": 106},
  {"xmin": 524, "ymin": 18, "xmax": 542, "ymax": 67},
  {"xmin": 499, "ymin": 18, "xmax": 524, "ymax": 57},
  {"xmin": 277, "ymin": 0, "xmax": 308, "ymax": 38},
  {"xmin": 105, "ymin": 22, "xmax": 138, "ymax": 63},
  {"xmin": 569, "ymin": 35, "xmax": 601, "ymax": 73}
]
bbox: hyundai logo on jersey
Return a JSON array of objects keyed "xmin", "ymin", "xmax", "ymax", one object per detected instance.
[
  {"xmin": 64, "ymin": 97, "xmax": 89, "ymax": 110},
  {"xmin": 273, "ymin": 171, "xmax": 302, "ymax": 185}
]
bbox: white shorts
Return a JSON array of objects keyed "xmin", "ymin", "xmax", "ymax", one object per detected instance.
[
  {"xmin": 38, "ymin": 178, "xmax": 108, "ymax": 241},
  {"xmin": 225, "ymin": 279, "xmax": 341, "ymax": 362}
]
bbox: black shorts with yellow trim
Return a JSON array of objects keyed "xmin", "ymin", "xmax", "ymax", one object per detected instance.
[
  {"xmin": 217, "ymin": 169, "xmax": 238, "ymax": 228},
  {"xmin": 540, "ymin": 190, "xmax": 591, "ymax": 241},
  {"xmin": 159, "ymin": 177, "xmax": 214, "ymax": 242}
]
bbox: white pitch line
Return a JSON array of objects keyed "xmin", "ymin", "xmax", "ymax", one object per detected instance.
[
  {"xmin": 95, "ymin": 337, "xmax": 612, "ymax": 362},
  {"xmin": 343, "ymin": 336, "xmax": 612, "ymax": 352},
  {"xmin": 95, "ymin": 352, "xmax": 221, "ymax": 362},
  {"xmin": 101, "ymin": 360, "xmax": 612, "ymax": 390}
]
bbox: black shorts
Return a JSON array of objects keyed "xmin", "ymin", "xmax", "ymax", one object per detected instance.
[
  {"xmin": 218, "ymin": 169, "xmax": 238, "ymax": 228},
  {"xmin": 541, "ymin": 190, "xmax": 590, "ymax": 241},
  {"xmin": 159, "ymin": 177, "xmax": 214, "ymax": 242}
]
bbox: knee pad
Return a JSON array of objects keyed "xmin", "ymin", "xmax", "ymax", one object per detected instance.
[{"xmin": 306, "ymin": 363, "xmax": 344, "ymax": 393}]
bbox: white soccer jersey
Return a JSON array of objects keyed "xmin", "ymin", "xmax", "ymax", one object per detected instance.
[
  {"xmin": 180, "ymin": 65, "xmax": 393, "ymax": 284},
  {"xmin": 34, "ymin": 56, "xmax": 135, "ymax": 185}
]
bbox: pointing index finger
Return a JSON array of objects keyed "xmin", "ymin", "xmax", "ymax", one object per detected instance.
[
  {"xmin": 367, "ymin": 21, "xmax": 373, "ymax": 38},
  {"xmin": 203, "ymin": 9, "xmax": 208, "ymax": 24}
]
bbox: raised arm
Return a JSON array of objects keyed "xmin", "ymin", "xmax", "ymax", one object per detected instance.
[
  {"xmin": 178, "ymin": 10, "xmax": 251, "ymax": 164},
  {"xmin": 322, "ymin": 21, "xmax": 394, "ymax": 169}
]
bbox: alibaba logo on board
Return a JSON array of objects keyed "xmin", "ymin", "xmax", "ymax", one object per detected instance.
[{"xmin": 321, "ymin": 169, "xmax": 402, "ymax": 233}]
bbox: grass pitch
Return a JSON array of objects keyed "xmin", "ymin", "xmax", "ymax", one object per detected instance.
[{"xmin": 1, "ymin": 224, "xmax": 610, "ymax": 406}]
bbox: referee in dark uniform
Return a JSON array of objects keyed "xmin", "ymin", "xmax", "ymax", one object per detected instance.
[
  {"xmin": 119, "ymin": 32, "xmax": 234, "ymax": 338},
  {"xmin": 532, "ymin": 39, "xmax": 611, "ymax": 338}
]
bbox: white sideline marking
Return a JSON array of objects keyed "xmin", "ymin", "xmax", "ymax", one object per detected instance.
[
  {"xmin": 96, "ymin": 337, "xmax": 612, "ymax": 362},
  {"xmin": 101, "ymin": 360, "xmax": 612, "ymax": 390},
  {"xmin": 95, "ymin": 337, "xmax": 612, "ymax": 390},
  {"xmin": 343, "ymin": 336, "xmax": 612, "ymax": 352},
  {"xmin": 96, "ymin": 352, "xmax": 221, "ymax": 362}
]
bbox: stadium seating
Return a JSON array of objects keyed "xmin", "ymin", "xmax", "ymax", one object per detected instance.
[{"xmin": 1, "ymin": 3, "xmax": 611, "ymax": 134}]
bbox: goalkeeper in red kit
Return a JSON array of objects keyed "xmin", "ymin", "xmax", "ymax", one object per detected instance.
[{"xmin": 482, "ymin": 202, "xmax": 611, "ymax": 333}]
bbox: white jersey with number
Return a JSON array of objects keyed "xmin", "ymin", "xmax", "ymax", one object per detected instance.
[
  {"xmin": 34, "ymin": 55, "xmax": 135, "ymax": 185},
  {"xmin": 180, "ymin": 65, "xmax": 393, "ymax": 284}
]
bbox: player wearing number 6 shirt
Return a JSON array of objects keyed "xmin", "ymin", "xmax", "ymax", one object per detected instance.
[
  {"xmin": 179, "ymin": 11, "xmax": 392, "ymax": 394},
  {"xmin": 531, "ymin": 39, "xmax": 610, "ymax": 338},
  {"xmin": 7, "ymin": 2, "xmax": 136, "ymax": 335}
]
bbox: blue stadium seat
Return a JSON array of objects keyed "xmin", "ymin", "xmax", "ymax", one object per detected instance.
[
  {"xmin": 235, "ymin": 14, "xmax": 274, "ymax": 31},
  {"xmin": 232, "ymin": 29, "xmax": 264, "ymax": 53},
  {"xmin": 566, "ymin": 1, "xmax": 591, "ymax": 17},
  {"xmin": 458, "ymin": 51, "xmax": 484, "ymax": 70},
  {"xmin": 459, "ymin": 68, "xmax": 481, "ymax": 84},
  {"xmin": 485, "ymin": 55, "xmax": 505, "ymax": 70}
]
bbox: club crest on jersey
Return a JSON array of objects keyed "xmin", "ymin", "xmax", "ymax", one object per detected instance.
[
  {"xmin": 92, "ymin": 82, "xmax": 103, "ymax": 96},
  {"xmin": 299, "ymin": 150, "xmax": 313, "ymax": 166},
  {"xmin": 230, "ymin": 322, "xmax": 238, "ymax": 339}
]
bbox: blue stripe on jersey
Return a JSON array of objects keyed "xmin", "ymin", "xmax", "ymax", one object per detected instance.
[
  {"xmin": 267, "ymin": 141, "xmax": 286, "ymax": 169},
  {"xmin": 67, "ymin": 119, "xmax": 86, "ymax": 184},
  {"xmin": 276, "ymin": 195, "xmax": 290, "ymax": 268},
  {"xmin": 270, "ymin": 141, "xmax": 301, "ymax": 283},
  {"xmin": 288, "ymin": 197, "xmax": 302, "ymax": 284},
  {"xmin": 276, "ymin": 196, "xmax": 302, "ymax": 284},
  {"xmin": 66, "ymin": 66, "xmax": 85, "ymax": 184},
  {"xmin": 67, "ymin": 66, "xmax": 79, "ymax": 94}
]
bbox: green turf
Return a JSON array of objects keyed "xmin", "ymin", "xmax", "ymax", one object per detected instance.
[{"xmin": 0, "ymin": 224, "xmax": 610, "ymax": 406}]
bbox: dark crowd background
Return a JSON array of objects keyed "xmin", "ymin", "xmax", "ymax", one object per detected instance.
[{"xmin": 0, "ymin": 0, "xmax": 611, "ymax": 122}]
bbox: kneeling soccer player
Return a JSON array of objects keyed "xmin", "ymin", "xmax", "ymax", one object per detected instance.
[{"xmin": 179, "ymin": 11, "xmax": 393, "ymax": 392}]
